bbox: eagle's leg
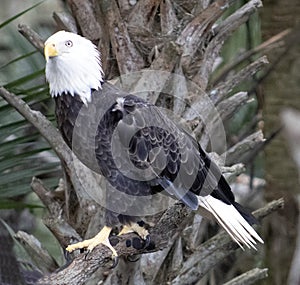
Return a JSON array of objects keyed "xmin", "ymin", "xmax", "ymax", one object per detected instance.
[
  {"xmin": 118, "ymin": 222, "xmax": 149, "ymax": 240},
  {"xmin": 66, "ymin": 226, "xmax": 117, "ymax": 257}
]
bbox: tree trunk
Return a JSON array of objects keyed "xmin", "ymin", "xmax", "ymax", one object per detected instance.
[{"xmin": 261, "ymin": 0, "xmax": 300, "ymax": 284}]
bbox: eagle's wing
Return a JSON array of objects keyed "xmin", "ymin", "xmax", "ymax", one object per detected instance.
[
  {"xmin": 110, "ymin": 94, "xmax": 226, "ymax": 209},
  {"xmin": 60, "ymin": 82, "xmax": 232, "ymax": 209}
]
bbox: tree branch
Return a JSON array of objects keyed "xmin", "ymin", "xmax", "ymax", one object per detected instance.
[
  {"xmin": 15, "ymin": 230, "xmax": 59, "ymax": 273},
  {"xmin": 37, "ymin": 198, "xmax": 282, "ymax": 285},
  {"xmin": 0, "ymin": 87, "xmax": 72, "ymax": 165},
  {"xmin": 66, "ymin": 0, "xmax": 102, "ymax": 41},
  {"xmin": 37, "ymin": 203, "xmax": 191, "ymax": 285},
  {"xmin": 99, "ymin": 0, "xmax": 145, "ymax": 74},
  {"xmin": 223, "ymin": 268, "xmax": 268, "ymax": 285},
  {"xmin": 17, "ymin": 24, "xmax": 44, "ymax": 52},
  {"xmin": 175, "ymin": 0, "xmax": 227, "ymax": 71},
  {"xmin": 52, "ymin": 11, "xmax": 78, "ymax": 33},
  {"xmin": 224, "ymin": 130, "xmax": 265, "ymax": 166},
  {"xmin": 211, "ymin": 56, "xmax": 269, "ymax": 104},
  {"xmin": 160, "ymin": 0, "xmax": 178, "ymax": 35},
  {"xmin": 211, "ymin": 29, "xmax": 291, "ymax": 86},
  {"xmin": 30, "ymin": 177, "xmax": 83, "ymax": 248},
  {"xmin": 127, "ymin": 0, "xmax": 161, "ymax": 30},
  {"xmin": 193, "ymin": 0, "xmax": 263, "ymax": 89}
]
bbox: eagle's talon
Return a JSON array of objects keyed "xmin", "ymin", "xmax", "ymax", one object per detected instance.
[
  {"xmin": 119, "ymin": 222, "xmax": 149, "ymax": 241},
  {"xmin": 84, "ymin": 250, "xmax": 90, "ymax": 260},
  {"xmin": 137, "ymin": 220, "xmax": 145, "ymax": 227},
  {"xmin": 63, "ymin": 249, "xmax": 72, "ymax": 263},
  {"xmin": 110, "ymin": 255, "xmax": 119, "ymax": 269},
  {"xmin": 144, "ymin": 234, "xmax": 151, "ymax": 248},
  {"xmin": 132, "ymin": 237, "xmax": 145, "ymax": 249},
  {"xmin": 65, "ymin": 226, "xmax": 119, "ymax": 262}
]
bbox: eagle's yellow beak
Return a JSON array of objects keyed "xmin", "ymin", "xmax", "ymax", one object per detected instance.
[{"xmin": 44, "ymin": 42, "xmax": 59, "ymax": 62}]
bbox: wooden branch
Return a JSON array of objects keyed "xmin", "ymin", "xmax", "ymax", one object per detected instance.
[
  {"xmin": 117, "ymin": 0, "xmax": 133, "ymax": 17},
  {"xmin": 53, "ymin": 11, "xmax": 78, "ymax": 33},
  {"xmin": 211, "ymin": 56, "xmax": 269, "ymax": 104},
  {"xmin": 37, "ymin": 198, "xmax": 283, "ymax": 285},
  {"xmin": 127, "ymin": 0, "xmax": 161, "ymax": 30},
  {"xmin": 99, "ymin": 0, "xmax": 145, "ymax": 74},
  {"xmin": 192, "ymin": 91, "xmax": 249, "ymax": 147},
  {"xmin": 0, "ymin": 86, "xmax": 102, "ymax": 238},
  {"xmin": 64, "ymin": 0, "xmax": 112, "ymax": 75},
  {"xmin": 114, "ymin": 41, "xmax": 182, "ymax": 104},
  {"xmin": 127, "ymin": 25, "xmax": 164, "ymax": 60},
  {"xmin": 223, "ymin": 268, "xmax": 268, "ymax": 285},
  {"xmin": 253, "ymin": 198, "xmax": 284, "ymax": 222},
  {"xmin": 211, "ymin": 29, "xmax": 291, "ymax": 86},
  {"xmin": 0, "ymin": 87, "xmax": 72, "ymax": 165},
  {"xmin": 246, "ymin": 28, "xmax": 300, "ymax": 97},
  {"xmin": 193, "ymin": 0, "xmax": 263, "ymax": 89},
  {"xmin": 104, "ymin": 258, "xmax": 144, "ymax": 285},
  {"xmin": 173, "ymin": 0, "xmax": 200, "ymax": 15},
  {"xmin": 224, "ymin": 130, "xmax": 265, "ymax": 166},
  {"xmin": 30, "ymin": 177, "xmax": 82, "ymax": 248},
  {"xmin": 150, "ymin": 41, "xmax": 181, "ymax": 72},
  {"xmin": 66, "ymin": 0, "xmax": 102, "ymax": 41},
  {"xmin": 176, "ymin": 0, "xmax": 227, "ymax": 72},
  {"xmin": 15, "ymin": 231, "xmax": 59, "ymax": 273},
  {"xmin": 17, "ymin": 24, "xmax": 44, "ymax": 52},
  {"xmin": 186, "ymin": 56, "xmax": 267, "ymax": 143},
  {"xmin": 160, "ymin": 0, "xmax": 179, "ymax": 35},
  {"xmin": 217, "ymin": 91, "xmax": 249, "ymax": 122},
  {"xmin": 171, "ymin": 239, "xmax": 237, "ymax": 285},
  {"xmin": 191, "ymin": 90, "xmax": 250, "ymax": 146},
  {"xmin": 36, "ymin": 203, "xmax": 191, "ymax": 284},
  {"xmin": 222, "ymin": 163, "xmax": 246, "ymax": 183},
  {"xmin": 212, "ymin": 0, "xmax": 263, "ymax": 36}
]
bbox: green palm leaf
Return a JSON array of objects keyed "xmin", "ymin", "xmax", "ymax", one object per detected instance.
[
  {"xmin": 0, "ymin": 5, "xmax": 59, "ymax": 206},
  {"xmin": 0, "ymin": 1, "xmax": 45, "ymax": 29}
]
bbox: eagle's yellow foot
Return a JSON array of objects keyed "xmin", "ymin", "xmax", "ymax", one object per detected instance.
[
  {"xmin": 118, "ymin": 222, "xmax": 150, "ymax": 247},
  {"xmin": 66, "ymin": 226, "xmax": 117, "ymax": 258}
]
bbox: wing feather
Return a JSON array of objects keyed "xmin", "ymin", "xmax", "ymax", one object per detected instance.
[{"xmin": 114, "ymin": 95, "xmax": 219, "ymax": 202}]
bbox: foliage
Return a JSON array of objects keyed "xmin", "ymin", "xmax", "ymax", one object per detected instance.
[{"xmin": 0, "ymin": 3, "xmax": 59, "ymax": 208}]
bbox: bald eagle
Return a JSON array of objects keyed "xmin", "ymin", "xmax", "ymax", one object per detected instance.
[{"xmin": 44, "ymin": 31, "xmax": 263, "ymax": 258}]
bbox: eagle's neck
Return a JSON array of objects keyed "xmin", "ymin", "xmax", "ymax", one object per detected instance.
[{"xmin": 46, "ymin": 55, "xmax": 103, "ymax": 105}]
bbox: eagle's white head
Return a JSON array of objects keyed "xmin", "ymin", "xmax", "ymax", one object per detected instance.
[{"xmin": 44, "ymin": 31, "xmax": 103, "ymax": 105}]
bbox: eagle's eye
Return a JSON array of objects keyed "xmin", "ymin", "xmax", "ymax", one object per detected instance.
[{"xmin": 65, "ymin": 40, "xmax": 73, "ymax": 47}]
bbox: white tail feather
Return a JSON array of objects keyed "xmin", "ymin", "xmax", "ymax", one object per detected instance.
[{"xmin": 198, "ymin": 196, "xmax": 264, "ymax": 250}]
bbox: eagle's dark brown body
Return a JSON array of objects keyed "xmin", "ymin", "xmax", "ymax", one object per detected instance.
[{"xmin": 54, "ymin": 82, "xmax": 256, "ymax": 227}]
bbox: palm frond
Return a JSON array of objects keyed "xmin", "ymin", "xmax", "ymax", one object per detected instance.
[
  {"xmin": 0, "ymin": 8, "xmax": 59, "ymax": 205},
  {"xmin": 0, "ymin": 1, "xmax": 45, "ymax": 29}
]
